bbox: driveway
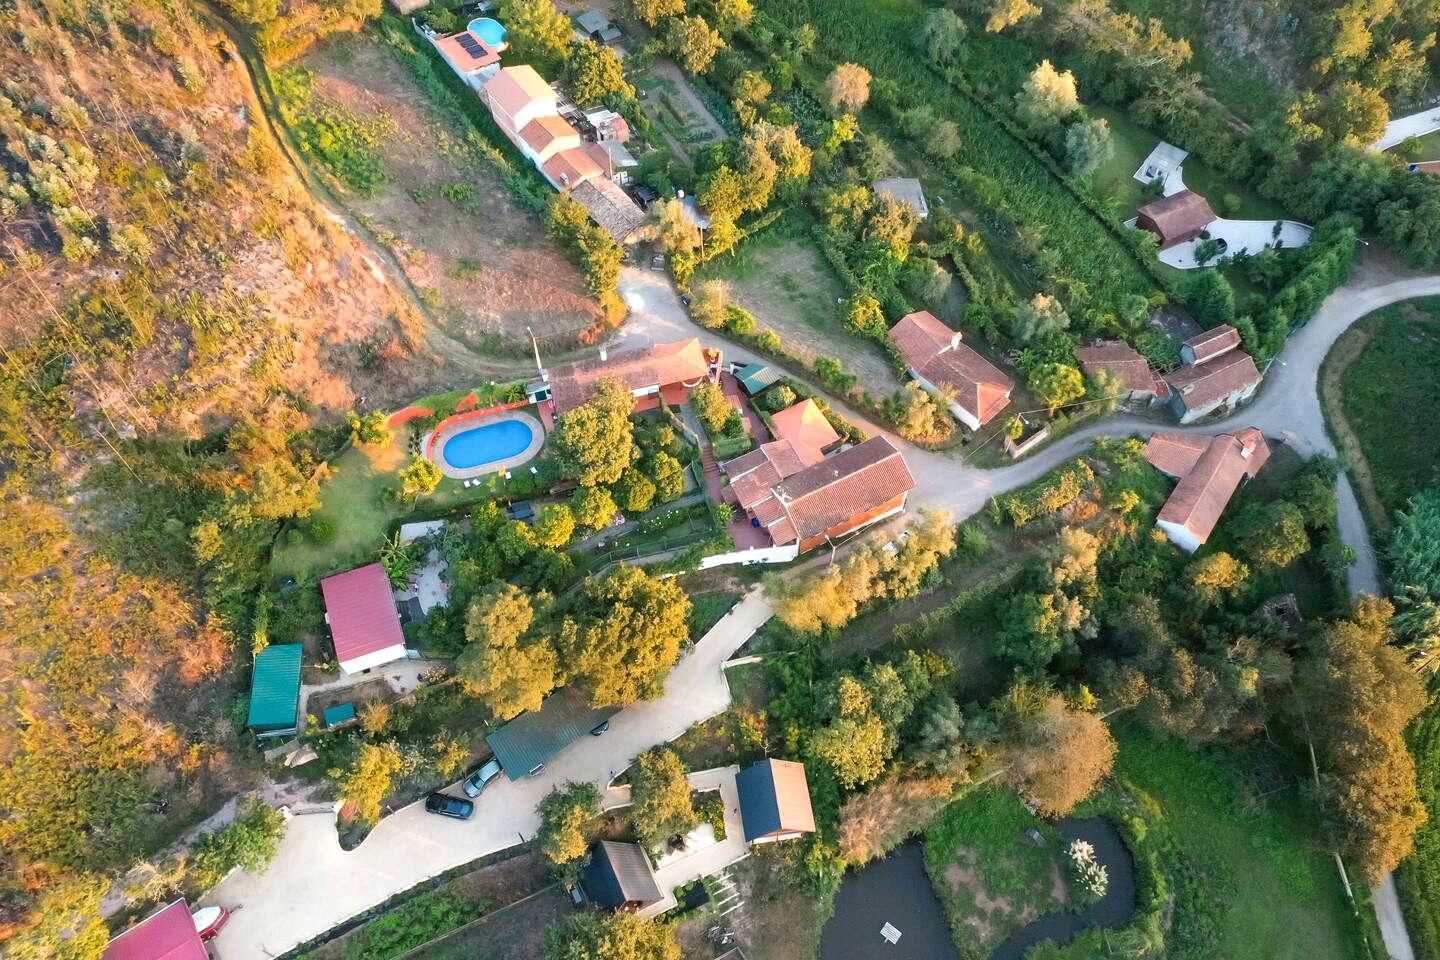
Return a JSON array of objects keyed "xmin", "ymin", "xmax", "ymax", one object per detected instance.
[
  {"xmin": 207, "ymin": 590, "xmax": 775, "ymax": 960},
  {"xmin": 1158, "ymin": 218, "xmax": 1313, "ymax": 269},
  {"xmin": 1373, "ymin": 105, "xmax": 1440, "ymax": 152}
]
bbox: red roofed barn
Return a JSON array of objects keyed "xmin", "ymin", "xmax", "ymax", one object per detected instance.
[
  {"xmin": 321, "ymin": 562, "xmax": 408, "ymax": 674},
  {"xmin": 1075, "ymin": 340, "xmax": 1167, "ymax": 402},
  {"xmin": 537, "ymin": 339, "xmax": 721, "ymax": 414},
  {"xmin": 1135, "ymin": 190, "xmax": 1216, "ymax": 249},
  {"xmin": 889, "ymin": 310, "xmax": 1013, "ymax": 430},
  {"xmin": 1164, "ymin": 324, "xmax": 1263, "ymax": 423},
  {"xmin": 1145, "ymin": 428, "xmax": 1270, "ymax": 552}
]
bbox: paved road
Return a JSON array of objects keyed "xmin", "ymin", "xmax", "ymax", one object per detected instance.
[
  {"xmin": 208, "ymin": 590, "xmax": 775, "ymax": 960},
  {"xmin": 1373, "ymin": 105, "xmax": 1440, "ymax": 152}
]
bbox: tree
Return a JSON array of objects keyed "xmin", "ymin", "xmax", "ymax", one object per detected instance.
[
  {"xmin": 1029, "ymin": 363, "xmax": 1085, "ymax": 415},
  {"xmin": 1187, "ymin": 551, "xmax": 1248, "ymax": 603},
  {"xmin": 708, "ymin": 0, "xmax": 753, "ymax": 34},
  {"xmin": 359, "ymin": 701, "xmax": 391, "ymax": 736},
  {"xmin": 985, "ymin": 0, "xmax": 1040, "ymax": 31},
  {"xmin": 623, "ymin": 0, "xmax": 683, "ymax": 26},
  {"xmin": 1188, "ymin": 269, "xmax": 1236, "ymax": 327},
  {"xmin": 533, "ymin": 503, "xmax": 576, "ymax": 548},
  {"xmin": 691, "ymin": 382, "xmax": 734, "ymax": 433},
  {"xmin": 398, "ymin": 454, "xmax": 442, "ymax": 501},
  {"xmin": 536, "ymin": 781, "xmax": 602, "ymax": 867},
  {"xmin": 551, "ymin": 378, "xmax": 637, "ymax": 486},
  {"xmin": 649, "ymin": 452, "xmax": 685, "ymax": 503},
  {"xmin": 544, "ymin": 913, "xmax": 681, "ymax": 960},
  {"xmin": 825, "ymin": 63, "xmax": 871, "ymax": 112},
  {"xmin": 563, "ymin": 40, "xmax": 635, "ymax": 107},
  {"xmin": 665, "ymin": 15, "xmax": 724, "ymax": 74},
  {"xmin": 843, "ymin": 292, "xmax": 888, "ymax": 337},
  {"xmin": 1295, "ymin": 598, "xmax": 1428, "ymax": 879},
  {"xmin": 1323, "ymin": 81, "xmax": 1389, "ymax": 145},
  {"xmin": 913, "ymin": 8, "xmax": 967, "ymax": 67},
  {"xmin": 883, "ymin": 382, "xmax": 953, "ymax": 443},
  {"xmin": 1015, "ymin": 60, "xmax": 1079, "ymax": 134},
  {"xmin": 690, "ymin": 278, "xmax": 729, "ymax": 329},
  {"xmin": 1232, "ymin": 501, "xmax": 1309, "ymax": 568},
  {"xmin": 190, "ymin": 798, "xmax": 286, "ymax": 887},
  {"xmin": 572, "ymin": 485, "xmax": 619, "ymax": 533},
  {"xmin": 497, "ymin": 0, "xmax": 573, "ymax": 70},
  {"xmin": 1011, "ymin": 293, "xmax": 1070, "ymax": 342},
  {"xmin": 560, "ymin": 566, "xmax": 691, "ymax": 705},
  {"xmin": 809, "ymin": 711, "xmax": 889, "ymax": 789},
  {"xmin": 1064, "ymin": 118, "xmax": 1113, "ymax": 177},
  {"xmin": 457, "ymin": 583, "xmax": 558, "ymax": 719},
  {"xmin": 1000, "ymin": 689, "xmax": 1116, "ymax": 816},
  {"xmin": 5, "ymin": 876, "xmax": 110, "ymax": 960},
  {"xmin": 652, "ymin": 198, "xmax": 701, "ymax": 254},
  {"xmin": 347, "ymin": 409, "xmax": 391, "ymax": 445},
  {"xmin": 336, "ymin": 742, "xmax": 404, "ymax": 824},
  {"xmin": 765, "ymin": 384, "xmax": 797, "ymax": 411},
  {"xmin": 630, "ymin": 748, "xmax": 697, "ymax": 845},
  {"xmin": 612, "ymin": 466, "xmax": 657, "ymax": 513},
  {"xmin": 1389, "ymin": 484, "xmax": 1440, "ymax": 598}
]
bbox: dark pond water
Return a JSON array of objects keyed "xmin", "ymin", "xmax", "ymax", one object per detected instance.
[
  {"xmin": 818, "ymin": 841, "xmax": 961, "ymax": 960},
  {"xmin": 988, "ymin": 816, "xmax": 1137, "ymax": 960}
]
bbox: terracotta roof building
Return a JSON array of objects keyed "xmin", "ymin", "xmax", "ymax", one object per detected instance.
[
  {"xmin": 768, "ymin": 399, "xmax": 840, "ymax": 465},
  {"xmin": 721, "ymin": 437, "xmax": 914, "ymax": 553},
  {"xmin": 1076, "ymin": 340, "xmax": 1163, "ymax": 399},
  {"xmin": 103, "ymin": 900, "xmax": 208, "ymax": 960},
  {"xmin": 320, "ymin": 563, "xmax": 407, "ymax": 674},
  {"xmin": 736, "ymin": 759, "xmax": 816, "ymax": 844},
  {"xmin": 1164, "ymin": 349, "xmax": 1263, "ymax": 423},
  {"xmin": 889, "ymin": 310, "xmax": 1014, "ymax": 430},
  {"xmin": 541, "ymin": 338, "xmax": 719, "ymax": 413},
  {"xmin": 1180, "ymin": 323, "xmax": 1242, "ymax": 365},
  {"xmin": 579, "ymin": 841, "xmax": 663, "ymax": 912},
  {"xmin": 433, "ymin": 30, "xmax": 501, "ymax": 81},
  {"xmin": 1135, "ymin": 190, "xmax": 1217, "ymax": 249},
  {"xmin": 1145, "ymin": 428, "xmax": 1270, "ymax": 552}
]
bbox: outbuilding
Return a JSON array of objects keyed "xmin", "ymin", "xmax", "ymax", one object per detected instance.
[
  {"xmin": 246, "ymin": 644, "xmax": 302, "ymax": 737},
  {"xmin": 580, "ymin": 841, "xmax": 663, "ymax": 912},
  {"xmin": 1135, "ymin": 190, "xmax": 1216, "ymax": 250},
  {"xmin": 103, "ymin": 900, "xmax": 208, "ymax": 960},
  {"xmin": 736, "ymin": 758, "xmax": 816, "ymax": 844},
  {"xmin": 320, "ymin": 563, "xmax": 408, "ymax": 674},
  {"xmin": 485, "ymin": 688, "xmax": 618, "ymax": 780}
]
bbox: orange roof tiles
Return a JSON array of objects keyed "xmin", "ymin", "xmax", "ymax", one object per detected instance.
[
  {"xmin": 768, "ymin": 399, "xmax": 840, "ymax": 465},
  {"xmin": 484, "ymin": 65, "xmax": 554, "ymax": 120},
  {"xmin": 519, "ymin": 114, "xmax": 579, "ymax": 153},
  {"xmin": 1076, "ymin": 340, "xmax": 1157, "ymax": 395},
  {"xmin": 1147, "ymin": 428, "xmax": 1270, "ymax": 546},
  {"xmin": 549, "ymin": 339, "xmax": 713, "ymax": 413},
  {"xmin": 773, "ymin": 437, "xmax": 915, "ymax": 544},
  {"xmin": 889, "ymin": 310, "xmax": 1014, "ymax": 427},
  {"xmin": 1183, "ymin": 323, "xmax": 1242, "ymax": 364},
  {"xmin": 542, "ymin": 146, "xmax": 603, "ymax": 189},
  {"xmin": 1165, "ymin": 349, "xmax": 1262, "ymax": 412}
]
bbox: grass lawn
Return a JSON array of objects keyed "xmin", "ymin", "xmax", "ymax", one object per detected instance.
[
  {"xmin": 687, "ymin": 591, "xmax": 741, "ymax": 641},
  {"xmin": 1392, "ymin": 127, "xmax": 1440, "ymax": 162},
  {"xmin": 1115, "ymin": 725, "xmax": 1367, "ymax": 960},
  {"xmin": 1399, "ymin": 700, "xmax": 1440, "ymax": 960},
  {"xmin": 923, "ymin": 785, "xmax": 1065, "ymax": 958},
  {"xmin": 1335, "ymin": 298, "xmax": 1440, "ymax": 518}
]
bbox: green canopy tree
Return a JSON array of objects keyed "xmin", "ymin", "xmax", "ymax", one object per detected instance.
[
  {"xmin": 562, "ymin": 39, "xmax": 634, "ymax": 107},
  {"xmin": 335, "ymin": 742, "xmax": 404, "ymax": 824},
  {"xmin": 629, "ymin": 748, "xmax": 697, "ymax": 845},
  {"xmin": 572, "ymin": 485, "xmax": 618, "ymax": 533},
  {"xmin": 456, "ymin": 583, "xmax": 558, "ymax": 719},
  {"xmin": 532, "ymin": 503, "xmax": 576, "ymax": 548},
  {"xmin": 398, "ymin": 454, "xmax": 442, "ymax": 502},
  {"xmin": 559, "ymin": 566, "xmax": 691, "ymax": 705},
  {"xmin": 664, "ymin": 15, "xmax": 724, "ymax": 74},
  {"xmin": 544, "ymin": 912, "xmax": 681, "ymax": 960},
  {"xmin": 551, "ymin": 377, "xmax": 637, "ymax": 487},
  {"xmin": 536, "ymin": 781, "xmax": 602, "ymax": 867},
  {"xmin": 497, "ymin": 0, "xmax": 573, "ymax": 71}
]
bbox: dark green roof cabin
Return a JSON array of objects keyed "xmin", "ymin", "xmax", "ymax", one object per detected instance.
[
  {"xmin": 247, "ymin": 644, "xmax": 302, "ymax": 735},
  {"xmin": 485, "ymin": 688, "xmax": 618, "ymax": 780},
  {"xmin": 734, "ymin": 362, "xmax": 781, "ymax": 396}
]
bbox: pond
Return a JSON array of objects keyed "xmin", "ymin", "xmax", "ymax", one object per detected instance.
[
  {"xmin": 988, "ymin": 816, "xmax": 1137, "ymax": 960},
  {"xmin": 818, "ymin": 842, "xmax": 959, "ymax": 960}
]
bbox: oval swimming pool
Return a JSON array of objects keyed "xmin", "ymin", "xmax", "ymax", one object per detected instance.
[
  {"xmin": 441, "ymin": 419, "xmax": 533, "ymax": 470},
  {"xmin": 468, "ymin": 17, "xmax": 507, "ymax": 46}
]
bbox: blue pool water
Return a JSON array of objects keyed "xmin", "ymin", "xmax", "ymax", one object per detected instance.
[
  {"xmin": 468, "ymin": 17, "xmax": 507, "ymax": 46},
  {"xmin": 441, "ymin": 419, "xmax": 533, "ymax": 470}
]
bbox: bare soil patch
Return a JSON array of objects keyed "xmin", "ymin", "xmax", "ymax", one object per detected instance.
[
  {"xmin": 696, "ymin": 235, "xmax": 905, "ymax": 397},
  {"xmin": 727, "ymin": 852, "xmax": 826, "ymax": 960},
  {"xmin": 303, "ymin": 34, "xmax": 602, "ymax": 350}
]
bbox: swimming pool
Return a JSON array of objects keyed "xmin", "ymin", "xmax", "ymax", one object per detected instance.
[
  {"xmin": 468, "ymin": 17, "xmax": 507, "ymax": 47},
  {"xmin": 441, "ymin": 418, "xmax": 534, "ymax": 470}
]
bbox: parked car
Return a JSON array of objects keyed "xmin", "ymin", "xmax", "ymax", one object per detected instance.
[
  {"xmin": 190, "ymin": 905, "xmax": 230, "ymax": 941},
  {"xmin": 679, "ymin": 292, "xmax": 693, "ymax": 307},
  {"xmin": 461, "ymin": 758, "xmax": 503, "ymax": 798},
  {"xmin": 424, "ymin": 792, "xmax": 475, "ymax": 820}
]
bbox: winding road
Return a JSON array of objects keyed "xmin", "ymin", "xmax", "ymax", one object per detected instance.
[{"xmin": 206, "ymin": 266, "xmax": 1440, "ymax": 960}]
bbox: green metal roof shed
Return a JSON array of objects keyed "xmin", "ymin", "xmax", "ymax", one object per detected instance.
[
  {"xmin": 734, "ymin": 362, "xmax": 781, "ymax": 396},
  {"xmin": 323, "ymin": 703, "xmax": 356, "ymax": 727},
  {"xmin": 486, "ymin": 689, "xmax": 619, "ymax": 780},
  {"xmin": 247, "ymin": 644, "xmax": 302, "ymax": 734}
]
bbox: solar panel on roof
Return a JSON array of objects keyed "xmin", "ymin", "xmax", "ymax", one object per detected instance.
[{"xmin": 458, "ymin": 34, "xmax": 484, "ymax": 54}]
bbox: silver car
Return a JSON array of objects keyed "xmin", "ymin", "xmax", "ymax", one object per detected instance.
[{"xmin": 461, "ymin": 758, "xmax": 503, "ymax": 798}]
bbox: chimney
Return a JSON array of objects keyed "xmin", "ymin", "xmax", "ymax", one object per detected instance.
[
  {"xmin": 600, "ymin": 347, "xmax": 607, "ymax": 362},
  {"xmin": 560, "ymin": 173, "xmax": 570, "ymax": 187}
]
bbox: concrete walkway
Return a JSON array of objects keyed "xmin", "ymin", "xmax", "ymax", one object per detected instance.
[
  {"xmin": 1158, "ymin": 218, "xmax": 1313, "ymax": 269},
  {"xmin": 207, "ymin": 590, "xmax": 775, "ymax": 960},
  {"xmin": 1373, "ymin": 105, "xmax": 1440, "ymax": 152}
]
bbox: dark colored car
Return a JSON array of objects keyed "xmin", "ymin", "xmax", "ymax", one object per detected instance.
[
  {"xmin": 424, "ymin": 792, "xmax": 475, "ymax": 820},
  {"xmin": 461, "ymin": 758, "xmax": 503, "ymax": 798}
]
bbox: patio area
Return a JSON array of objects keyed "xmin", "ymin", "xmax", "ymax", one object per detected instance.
[
  {"xmin": 1133, "ymin": 141, "xmax": 1189, "ymax": 196},
  {"xmin": 1156, "ymin": 217, "xmax": 1313, "ymax": 269}
]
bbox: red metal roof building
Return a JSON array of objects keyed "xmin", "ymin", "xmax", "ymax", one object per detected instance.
[
  {"xmin": 103, "ymin": 900, "xmax": 208, "ymax": 960},
  {"xmin": 320, "ymin": 562, "xmax": 408, "ymax": 674}
]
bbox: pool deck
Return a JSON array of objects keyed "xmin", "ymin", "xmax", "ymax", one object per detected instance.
[{"xmin": 425, "ymin": 408, "xmax": 545, "ymax": 480}]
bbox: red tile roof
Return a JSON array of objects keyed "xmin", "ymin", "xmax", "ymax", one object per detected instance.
[
  {"xmin": 1136, "ymin": 190, "xmax": 1216, "ymax": 248},
  {"xmin": 1183, "ymin": 323, "xmax": 1242, "ymax": 364},
  {"xmin": 1147, "ymin": 428, "xmax": 1270, "ymax": 545},
  {"xmin": 771, "ymin": 437, "xmax": 915, "ymax": 544},
  {"xmin": 519, "ymin": 114, "xmax": 579, "ymax": 153},
  {"xmin": 320, "ymin": 563, "xmax": 405, "ymax": 667},
  {"xmin": 1165, "ymin": 349, "xmax": 1262, "ymax": 412},
  {"xmin": 723, "ymin": 439, "xmax": 808, "ymax": 516},
  {"xmin": 549, "ymin": 339, "xmax": 713, "ymax": 412},
  {"xmin": 484, "ymin": 65, "xmax": 554, "ymax": 121},
  {"xmin": 542, "ymin": 146, "xmax": 603, "ymax": 189},
  {"xmin": 768, "ymin": 399, "xmax": 839, "ymax": 465},
  {"xmin": 1076, "ymin": 340, "xmax": 1157, "ymax": 395},
  {"xmin": 103, "ymin": 901, "xmax": 207, "ymax": 960},
  {"xmin": 435, "ymin": 30, "xmax": 501, "ymax": 72},
  {"xmin": 889, "ymin": 310, "xmax": 1014, "ymax": 426}
]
